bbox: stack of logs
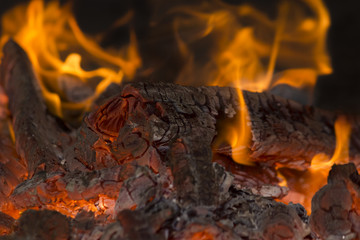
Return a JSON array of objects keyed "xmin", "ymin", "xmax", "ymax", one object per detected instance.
[{"xmin": 0, "ymin": 40, "xmax": 360, "ymax": 239}]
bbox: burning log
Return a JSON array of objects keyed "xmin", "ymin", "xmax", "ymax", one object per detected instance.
[
  {"xmin": 87, "ymin": 81, "xmax": 360, "ymax": 172},
  {"xmin": 8, "ymin": 163, "xmax": 148, "ymax": 216},
  {"xmin": 1, "ymin": 39, "xmax": 359, "ymax": 239},
  {"xmin": 310, "ymin": 163, "xmax": 360, "ymax": 239},
  {"xmin": 0, "ymin": 40, "xmax": 73, "ymax": 177},
  {"xmin": 2, "ymin": 39, "xmax": 360, "ymax": 184}
]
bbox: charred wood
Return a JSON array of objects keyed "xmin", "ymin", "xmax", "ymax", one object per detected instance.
[
  {"xmin": 213, "ymin": 153, "xmax": 287, "ymax": 198},
  {"xmin": 2, "ymin": 210, "xmax": 70, "ymax": 240},
  {"xmin": 0, "ymin": 88, "xmax": 26, "ymax": 210},
  {"xmin": 8, "ymin": 164, "xmax": 135, "ymax": 214},
  {"xmin": 0, "ymin": 212, "xmax": 14, "ymax": 236},
  {"xmin": 0, "ymin": 40, "xmax": 73, "ymax": 177},
  {"xmin": 1, "ymin": 40, "xmax": 359, "ymax": 240},
  {"xmin": 310, "ymin": 163, "xmax": 360, "ymax": 239},
  {"xmin": 87, "ymin": 81, "xmax": 360, "ymax": 172}
]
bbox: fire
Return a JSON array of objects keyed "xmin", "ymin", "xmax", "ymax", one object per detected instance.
[
  {"xmin": 0, "ymin": 0, "xmax": 340, "ymax": 223},
  {"xmin": 0, "ymin": 0, "xmax": 141, "ymax": 120},
  {"xmin": 173, "ymin": 0, "xmax": 331, "ymax": 89},
  {"xmin": 280, "ymin": 116, "xmax": 352, "ymax": 213},
  {"xmin": 172, "ymin": 0, "xmax": 330, "ymax": 165},
  {"xmin": 219, "ymin": 89, "xmax": 253, "ymax": 166},
  {"xmin": 0, "ymin": 0, "xmax": 141, "ymax": 219},
  {"xmin": 191, "ymin": 231, "xmax": 214, "ymax": 240}
]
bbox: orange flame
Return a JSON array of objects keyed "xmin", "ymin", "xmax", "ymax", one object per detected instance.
[
  {"xmin": 172, "ymin": 0, "xmax": 331, "ymax": 164},
  {"xmin": 0, "ymin": 0, "xmax": 335, "ymax": 218},
  {"xmin": 0, "ymin": 0, "xmax": 141, "ymax": 119},
  {"xmin": 173, "ymin": 0, "xmax": 331, "ymax": 89},
  {"xmin": 280, "ymin": 116, "xmax": 352, "ymax": 213}
]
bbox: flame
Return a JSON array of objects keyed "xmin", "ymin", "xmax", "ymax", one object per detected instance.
[
  {"xmin": 0, "ymin": 0, "xmax": 335, "ymax": 220},
  {"xmin": 172, "ymin": 0, "xmax": 331, "ymax": 164},
  {"xmin": 225, "ymin": 89, "xmax": 253, "ymax": 166},
  {"xmin": 0, "ymin": 0, "xmax": 141, "ymax": 119},
  {"xmin": 173, "ymin": 0, "xmax": 331, "ymax": 89},
  {"xmin": 280, "ymin": 116, "xmax": 352, "ymax": 213}
]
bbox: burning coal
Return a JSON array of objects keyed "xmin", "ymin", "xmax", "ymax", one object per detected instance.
[{"xmin": 0, "ymin": 0, "xmax": 359, "ymax": 239}]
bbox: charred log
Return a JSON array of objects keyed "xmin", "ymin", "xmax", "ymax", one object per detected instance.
[
  {"xmin": 310, "ymin": 163, "xmax": 360, "ymax": 239},
  {"xmin": 1, "ymin": 39, "xmax": 359, "ymax": 240},
  {"xmin": 0, "ymin": 40, "xmax": 74, "ymax": 177}
]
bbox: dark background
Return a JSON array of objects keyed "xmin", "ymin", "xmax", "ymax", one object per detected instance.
[{"xmin": 0, "ymin": 0, "xmax": 359, "ymax": 114}]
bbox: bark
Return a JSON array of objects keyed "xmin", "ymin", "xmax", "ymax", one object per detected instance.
[
  {"xmin": 310, "ymin": 163, "xmax": 360, "ymax": 239},
  {"xmin": 1, "ymin": 39, "xmax": 358, "ymax": 240},
  {"xmin": 0, "ymin": 40, "xmax": 73, "ymax": 177}
]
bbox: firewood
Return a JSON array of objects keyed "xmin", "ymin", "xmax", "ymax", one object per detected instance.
[
  {"xmin": 310, "ymin": 163, "xmax": 360, "ymax": 239},
  {"xmin": 0, "ymin": 40, "xmax": 74, "ymax": 177},
  {"xmin": 3, "ymin": 39, "xmax": 359, "ymax": 182},
  {"xmin": 1, "ymin": 39, "xmax": 359, "ymax": 239},
  {"xmin": 87, "ymin": 81, "xmax": 360, "ymax": 172}
]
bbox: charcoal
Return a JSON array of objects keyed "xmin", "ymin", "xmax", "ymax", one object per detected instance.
[
  {"xmin": 0, "ymin": 212, "xmax": 14, "ymax": 235},
  {"xmin": 310, "ymin": 163, "xmax": 360, "ymax": 239},
  {"xmin": 5, "ymin": 210, "xmax": 70, "ymax": 240},
  {"xmin": 1, "ymin": 39, "xmax": 359, "ymax": 240}
]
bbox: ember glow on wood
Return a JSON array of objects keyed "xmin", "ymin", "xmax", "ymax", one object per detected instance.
[{"xmin": 0, "ymin": 0, "xmax": 359, "ymax": 239}]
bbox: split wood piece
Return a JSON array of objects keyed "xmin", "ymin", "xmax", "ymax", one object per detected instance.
[
  {"xmin": 243, "ymin": 90, "xmax": 338, "ymax": 169},
  {"xmin": 0, "ymin": 40, "xmax": 75, "ymax": 177},
  {"xmin": 310, "ymin": 163, "xmax": 360, "ymax": 239},
  {"xmin": 86, "ymin": 82, "xmax": 239, "ymax": 206},
  {"xmin": 87, "ymin": 81, "xmax": 360, "ymax": 172}
]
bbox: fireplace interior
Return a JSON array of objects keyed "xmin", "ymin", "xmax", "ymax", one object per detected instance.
[{"xmin": 0, "ymin": 0, "xmax": 360, "ymax": 239}]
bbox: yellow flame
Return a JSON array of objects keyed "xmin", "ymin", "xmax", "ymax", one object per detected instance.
[
  {"xmin": 171, "ymin": 0, "xmax": 331, "ymax": 166},
  {"xmin": 311, "ymin": 116, "xmax": 351, "ymax": 170},
  {"xmin": 0, "ymin": 0, "xmax": 141, "ymax": 119},
  {"xmin": 280, "ymin": 116, "xmax": 352, "ymax": 213},
  {"xmin": 173, "ymin": 0, "xmax": 331, "ymax": 89},
  {"xmin": 170, "ymin": 0, "xmax": 331, "ymax": 167},
  {"xmin": 271, "ymin": 68, "xmax": 317, "ymax": 88},
  {"xmin": 230, "ymin": 89, "xmax": 252, "ymax": 166}
]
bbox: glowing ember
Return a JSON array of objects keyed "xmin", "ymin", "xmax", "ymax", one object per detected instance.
[
  {"xmin": 0, "ymin": 0, "xmax": 347, "ymax": 231},
  {"xmin": 281, "ymin": 116, "xmax": 352, "ymax": 213},
  {"xmin": 191, "ymin": 231, "xmax": 214, "ymax": 240}
]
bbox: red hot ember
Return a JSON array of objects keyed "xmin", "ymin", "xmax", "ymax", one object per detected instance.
[{"xmin": 0, "ymin": 0, "xmax": 359, "ymax": 239}]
